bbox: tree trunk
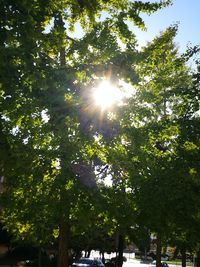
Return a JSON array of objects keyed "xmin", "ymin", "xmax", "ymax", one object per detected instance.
[
  {"xmin": 101, "ymin": 251, "xmax": 105, "ymax": 264},
  {"xmin": 195, "ymin": 250, "xmax": 200, "ymax": 267},
  {"xmin": 38, "ymin": 247, "xmax": 42, "ymax": 267},
  {"xmin": 117, "ymin": 234, "xmax": 124, "ymax": 267},
  {"xmin": 144, "ymin": 247, "xmax": 147, "ymax": 261},
  {"xmin": 181, "ymin": 248, "xmax": 186, "ymax": 267},
  {"xmin": 85, "ymin": 250, "xmax": 91, "ymax": 258},
  {"xmin": 55, "ymin": 11, "xmax": 69, "ymax": 267},
  {"xmin": 58, "ymin": 218, "xmax": 70, "ymax": 267},
  {"xmin": 156, "ymin": 235, "xmax": 162, "ymax": 267},
  {"xmin": 60, "ymin": 46, "xmax": 66, "ymax": 66}
]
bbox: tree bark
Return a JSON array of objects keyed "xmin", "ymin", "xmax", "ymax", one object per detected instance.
[
  {"xmin": 181, "ymin": 248, "xmax": 186, "ymax": 267},
  {"xmin": 60, "ymin": 46, "xmax": 66, "ymax": 66},
  {"xmin": 195, "ymin": 250, "xmax": 200, "ymax": 267},
  {"xmin": 58, "ymin": 218, "xmax": 70, "ymax": 267},
  {"xmin": 156, "ymin": 235, "xmax": 162, "ymax": 267},
  {"xmin": 84, "ymin": 249, "xmax": 91, "ymax": 258},
  {"xmin": 117, "ymin": 234, "xmax": 124, "ymax": 267},
  {"xmin": 38, "ymin": 247, "xmax": 42, "ymax": 267},
  {"xmin": 55, "ymin": 11, "xmax": 70, "ymax": 267}
]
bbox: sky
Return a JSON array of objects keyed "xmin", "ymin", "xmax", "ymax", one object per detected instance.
[
  {"xmin": 132, "ymin": 0, "xmax": 200, "ymax": 52},
  {"xmin": 70, "ymin": 0, "xmax": 200, "ymax": 55}
]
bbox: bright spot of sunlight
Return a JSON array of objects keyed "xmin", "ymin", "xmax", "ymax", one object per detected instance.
[
  {"xmin": 93, "ymin": 80, "xmax": 123, "ymax": 110},
  {"xmin": 119, "ymin": 80, "xmax": 135, "ymax": 97},
  {"xmin": 41, "ymin": 109, "xmax": 50, "ymax": 123}
]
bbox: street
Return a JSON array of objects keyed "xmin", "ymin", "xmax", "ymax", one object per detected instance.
[{"xmin": 123, "ymin": 258, "xmax": 190, "ymax": 267}]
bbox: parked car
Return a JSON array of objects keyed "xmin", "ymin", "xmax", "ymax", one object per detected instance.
[
  {"xmin": 105, "ymin": 256, "xmax": 127, "ymax": 267},
  {"xmin": 148, "ymin": 253, "xmax": 156, "ymax": 261},
  {"xmin": 72, "ymin": 258, "xmax": 105, "ymax": 267},
  {"xmin": 161, "ymin": 254, "xmax": 169, "ymax": 261},
  {"xmin": 110, "ymin": 256, "xmax": 127, "ymax": 264},
  {"xmin": 151, "ymin": 260, "xmax": 169, "ymax": 267}
]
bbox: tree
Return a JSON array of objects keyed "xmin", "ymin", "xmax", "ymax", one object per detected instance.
[
  {"xmin": 110, "ymin": 26, "xmax": 199, "ymax": 267},
  {"xmin": 166, "ymin": 59, "xmax": 200, "ymax": 267},
  {"xmin": 0, "ymin": 1, "xmax": 174, "ymax": 267}
]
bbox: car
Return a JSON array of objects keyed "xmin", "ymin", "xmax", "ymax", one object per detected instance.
[
  {"xmin": 151, "ymin": 260, "xmax": 169, "ymax": 267},
  {"xmin": 105, "ymin": 256, "xmax": 127, "ymax": 267},
  {"xmin": 148, "ymin": 253, "xmax": 156, "ymax": 261},
  {"xmin": 110, "ymin": 256, "xmax": 127, "ymax": 264},
  {"xmin": 161, "ymin": 255, "xmax": 169, "ymax": 261},
  {"xmin": 72, "ymin": 258, "xmax": 105, "ymax": 267}
]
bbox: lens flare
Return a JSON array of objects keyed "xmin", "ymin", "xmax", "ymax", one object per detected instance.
[{"xmin": 93, "ymin": 81, "xmax": 122, "ymax": 110}]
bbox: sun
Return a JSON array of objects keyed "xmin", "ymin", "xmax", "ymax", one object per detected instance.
[{"xmin": 93, "ymin": 80, "xmax": 123, "ymax": 110}]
